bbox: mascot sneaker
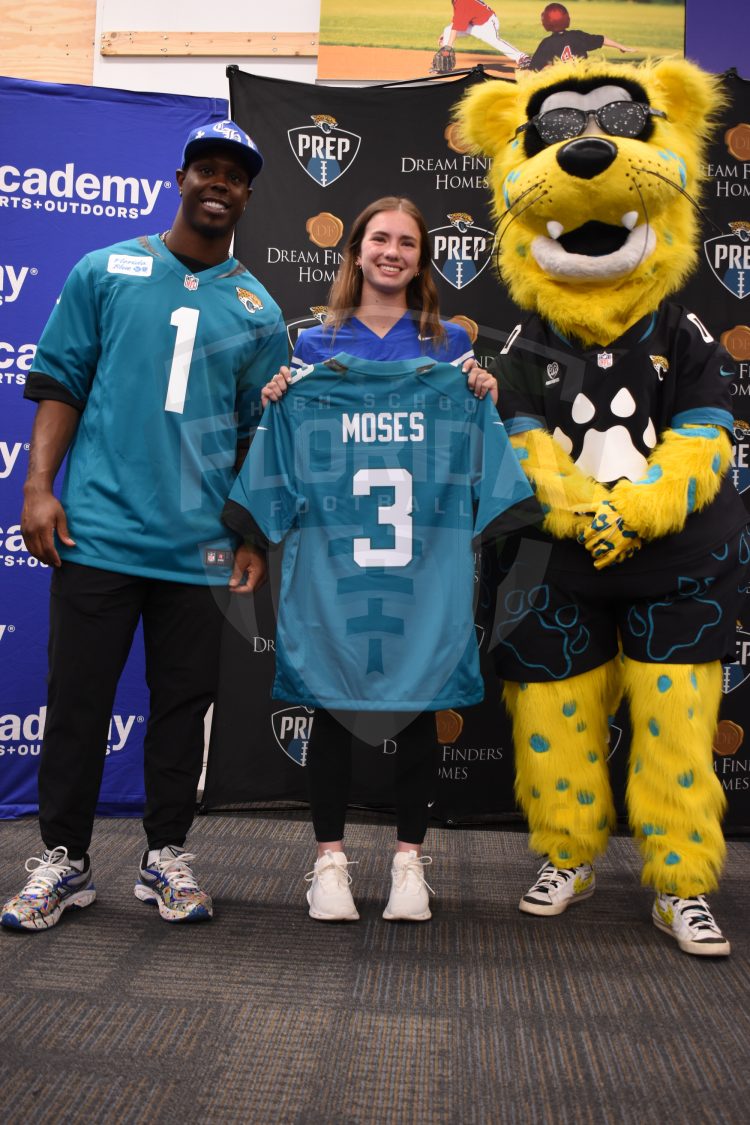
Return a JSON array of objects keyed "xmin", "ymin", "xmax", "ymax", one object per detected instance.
[
  {"xmin": 519, "ymin": 861, "xmax": 595, "ymax": 916},
  {"xmin": 1, "ymin": 847, "xmax": 96, "ymax": 931},
  {"xmin": 134, "ymin": 846, "xmax": 212, "ymax": 922},
  {"xmin": 652, "ymin": 893, "xmax": 730, "ymax": 956},
  {"xmin": 305, "ymin": 850, "xmax": 359, "ymax": 921},
  {"xmin": 383, "ymin": 850, "xmax": 434, "ymax": 922}
]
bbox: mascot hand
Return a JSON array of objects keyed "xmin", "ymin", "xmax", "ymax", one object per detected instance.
[{"xmin": 577, "ymin": 499, "xmax": 642, "ymax": 569}]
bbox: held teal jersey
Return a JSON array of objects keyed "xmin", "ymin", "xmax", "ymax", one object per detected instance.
[
  {"xmin": 224, "ymin": 353, "xmax": 537, "ymax": 710},
  {"xmin": 26, "ymin": 234, "xmax": 288, "ymax": 584}
]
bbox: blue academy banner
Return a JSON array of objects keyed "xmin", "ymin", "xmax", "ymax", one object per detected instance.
[{"xmin": 0, "ymin": 76, "xmax": 228, "ymax": 817}]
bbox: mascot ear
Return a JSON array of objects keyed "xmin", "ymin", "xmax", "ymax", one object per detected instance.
[
  {"xmin": 456, "ymin": 79, "xmax": 523, "ymax": 156},
  {"xmin": 648, "ymin": 59, "xmax": 724, "ymax": 134}
]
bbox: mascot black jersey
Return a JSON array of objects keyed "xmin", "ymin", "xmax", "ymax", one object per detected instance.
[{"xmin": 224, "ymin": 353, "xmax": 536, "ymax": 710}]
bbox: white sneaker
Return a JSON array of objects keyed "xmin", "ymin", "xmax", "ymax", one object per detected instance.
[
  {"xmin": 652, "ymin": 893, "xmax": 730, "ymax": 956},
  {"xmin": 519, "ymin": 861, "xmax": 595, "ymax": 916},
  {"xmin": 382, "ymin": 850, "xmax": 434, "ymax": 922},
  {"xmin": 305, "ymin": 850, "xmax": 359, "ymax": 922}
]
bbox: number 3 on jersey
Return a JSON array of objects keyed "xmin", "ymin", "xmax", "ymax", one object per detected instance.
[
  {"xmin": 353, "ymin": 467, "xmax": 413, "ymax": 568},
  {"xmin": 165, "ymin": 307, "xmax": 200, "ymax": 414}
]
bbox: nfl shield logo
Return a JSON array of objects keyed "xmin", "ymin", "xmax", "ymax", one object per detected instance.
[
  {"xmin": 271, "ymin": 706, "xmax": 315, "ymax": 766},
  {"xmin": 184, "ymin": 274, "xmax": 199, "ymax": 291},
  {"xmin": 597, "ymin": 352, "xmax": 613, "ymax": 369},
  {"xmin": 429, "ymin": 218, "xmax": 494, "ymax": 290},
  {"xmin": 288, "ymin": 121, "xmax": 361, "ymax": 187}
]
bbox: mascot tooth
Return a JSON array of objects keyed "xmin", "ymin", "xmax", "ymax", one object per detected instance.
[{"xmin": 459, "ymin": 58, "xmax": 749, "ymax": 956}]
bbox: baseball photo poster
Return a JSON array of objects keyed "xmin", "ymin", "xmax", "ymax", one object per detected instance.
[{"xmin": 317, "ymin": 0, "xmax": 686, "ymax": 81}]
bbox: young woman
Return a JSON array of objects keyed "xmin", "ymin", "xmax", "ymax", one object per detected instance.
[{"xmin": 250, "ymin": 197, "xmax": 507, "ymax": 924}]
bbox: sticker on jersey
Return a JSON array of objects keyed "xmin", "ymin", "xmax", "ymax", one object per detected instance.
[
  {"xmin": 271, "ymin": 706, "xmax": 314, "ymax": 767},
  {"xmin": 203, "ymin": 548, "xmax": 232, "ymax": 567},
  {"xmin": 722, "ymin": 624, "xmax": 750, "ymax": 694},
  {"xmin": 730, "ymin": 421, "xmax": 750, "ymax": 495},
  {"xmin": 546, "ymin": 362, "xmax": 560, "ymax": 386},
  {"xmin": 288, "ymin": 116, "xmax": 361, "ymax": 187},
  {"xmin": 184, "ymin": 274, "xmax": 199, "ymax": 292},
  {"xmin": 286, "ymin": 306, "xmax": 328, "ymax": 350},
  {"xmin": 597, "ymin": 352, "xmax": 613, "ymax": 369},
  {"xmin": 704, "ymin": 223, "xmax": 750, "ymax": 300},
  {"xmin": 107, "ymin": 254, "xmax": 153, "ymax": 277},
  {"xmin": 236, "ymin": 286, "xmax": 263, "ymax": 314},
  {"xmin": 429, "ymin": 213, "xmax": 494, "ymax": 290}
]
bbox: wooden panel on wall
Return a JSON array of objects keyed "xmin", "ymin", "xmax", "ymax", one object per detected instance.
[
  {"xmin": 0, "ymin": 0, "xmax": 97, "ymax": 85},
  {"xmin": 100, "ymin": 31, "xmax": 318, "ymax": 57}
]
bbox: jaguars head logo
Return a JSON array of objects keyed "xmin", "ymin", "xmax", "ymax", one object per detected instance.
[
  {"xmin": 311, "ymin": 114, "xmax": 338, "ymax": 133},
  {"xmin": 456, "ymin": 58, "xmax": 724, "ymax": 345},
  {"xmin": 447, "ymin": 212, "xmax": 475, "ymax": 233}
]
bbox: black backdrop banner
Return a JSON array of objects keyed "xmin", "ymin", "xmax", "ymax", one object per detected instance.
[{"xmin": 203, "ymin": 67, "xmax": 750, "ymax": 830}]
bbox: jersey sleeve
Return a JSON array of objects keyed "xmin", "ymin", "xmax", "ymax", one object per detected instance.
[
  {"xmin": 471, "ymin": 398, "xmax": 539, "ymax": 539},
  {"xmin": 496, "ymin": 329, "xmax": 548, "ymax": 436},
  {"xmin": 224, "ymin": 398, "xmax": 302, "ymax": 545},
  {"xmin": 291, "ymin": 325, "xmax": 330, "ymax": 371},
  {"xmin": 235, "ymin": 306, "xmax": 290, "ymax": 440},
  {"xmin": 669, "ymin": 310, "xmax": 736, "ymax": 433},
  {"xmin": 441, "ymin": 321, "xmax": 474, "ymax": 366},
  {"xmin": 25, "ymin": 256, "xmax": 101, "ymax": 407}
]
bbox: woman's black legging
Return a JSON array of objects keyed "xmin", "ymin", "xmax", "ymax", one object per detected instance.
[{"xmin": 306, "ymin": 708, "xmax": 437, "ymax": 844}]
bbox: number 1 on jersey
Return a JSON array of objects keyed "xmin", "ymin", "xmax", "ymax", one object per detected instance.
[
  {"xmin": 165, "ymin": 307, "xmax": 200, "ymax": 414},
  {"xmin": 353, "ymin": 467, "xmax": 413, "ymax": 568}
]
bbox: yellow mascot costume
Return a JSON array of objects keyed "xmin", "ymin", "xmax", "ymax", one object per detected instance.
[{"xmin": 459, "ymin": 58, "xmax": 749, "ymax": 956}]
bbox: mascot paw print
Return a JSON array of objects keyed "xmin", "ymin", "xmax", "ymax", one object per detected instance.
[
  {"xmin": 627, "ymin": 576, "xmax": 722, "ymax": 660},
  {"xmin": 497, "ymin": 585, "xmax": 590, "ymax": 679}
]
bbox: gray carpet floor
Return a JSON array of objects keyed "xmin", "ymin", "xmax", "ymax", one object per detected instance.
[{"xmin": 0, "ymin": 813, "xmax": 748, "ymax": 1124}]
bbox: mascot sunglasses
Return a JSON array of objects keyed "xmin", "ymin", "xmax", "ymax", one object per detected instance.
[{"xmin": 515, "ymin": 102, "xmax": 667, "ymax": 146}]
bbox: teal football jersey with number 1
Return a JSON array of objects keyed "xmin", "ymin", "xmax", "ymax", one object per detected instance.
[
  {"xmin": 225, "ymin": 353, "xmax": 535, "ymax": 710},
  {"xmin": 28, "ymin": 234, "xmax": 288, "ymax": 584}
]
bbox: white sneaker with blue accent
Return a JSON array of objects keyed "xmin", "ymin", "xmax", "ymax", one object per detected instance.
[
  {"xmin": 519, "ymin": 861, "xmax": 595, "ymax": 916},
  {"xmin": 1, "ymin": 847, "xmax": 96, "ymax": 931},
  {"xmin": 134, "ymin": 846, "xmax": 212, "ymax": 922},
  {"xmin": 652, "ymin": 893, "xmax": 730, "ymax": 956}
]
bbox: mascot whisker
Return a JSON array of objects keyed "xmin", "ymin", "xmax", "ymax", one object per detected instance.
[{"xmin": 459, "ymin": 58, "xmax": 748, "ymax": 957}]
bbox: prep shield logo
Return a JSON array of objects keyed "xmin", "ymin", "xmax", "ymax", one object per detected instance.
[
  {"xmin": 722, "ymin": 623, "xmax": 750, "ymax": 694},
  {"xmin": 704, "ymin": 222, "xmax": 750, "ymax": 300},
  {"xmin": 286, "ymin": 306, "xmax": 328, "ymax": 350},
  {"xmin": 288, "ymin": 116, "xmax": 361, "ymax": 187},
  {"xmin": 271, "ymin": 706, "xmax": 314, "ymax": 767},
  {"xmin": 730, "ymin": 421, "xmax": 750, "ymax": 495},
  {"xmin": 429, "ymin": 213, "xmax": 494, "ymax": 290}
]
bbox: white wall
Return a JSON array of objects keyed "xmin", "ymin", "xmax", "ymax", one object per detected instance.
[{"xmin": 94, "ymin": 0, "xmax": 321, "ymax": 97}]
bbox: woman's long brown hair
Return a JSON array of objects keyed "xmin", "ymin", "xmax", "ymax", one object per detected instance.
[{"xmin": 323, "ymin": 196, "xmax": 446, "ymax": 349}]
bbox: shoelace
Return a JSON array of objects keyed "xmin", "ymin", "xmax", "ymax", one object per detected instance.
[
  {"xmin": 530, "ymin": 861, "xmax": 579, "ymax": 893},
  {"xmin": 156, "ymin": 852, "xmax": 201, "ymax": 892},
  {"xmin": 21, "ymin": 846, "xmax": 75, "ymax": 896},
  {"xmin": 669, "ymin": 894, "xmax": 722, "ymax": 937},
  {"xmin": 304, "ymin": 853, "xmax": 357, "ymax": 888},
  {"xmin": 393, "ymin": 855, "xmax": 435, "ymax": 896}
]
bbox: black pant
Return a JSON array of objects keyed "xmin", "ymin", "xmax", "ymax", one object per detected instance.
[
  {"xmin": 38, "ymin": 562, "xmax": 227, "ymax": 859},
  {"xmin": 306, "ymin": 709, "xmax": 437, "ymax": 845}
]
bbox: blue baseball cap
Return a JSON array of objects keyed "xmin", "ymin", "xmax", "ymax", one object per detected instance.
[{"xmin": 182, "ymin": 119, "xmax": 263, "ymax": 182}]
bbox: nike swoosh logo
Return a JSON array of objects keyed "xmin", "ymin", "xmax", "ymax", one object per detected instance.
[{"xmin": 720, "ymin": 367, "xmax": 735, "ymax": 377}]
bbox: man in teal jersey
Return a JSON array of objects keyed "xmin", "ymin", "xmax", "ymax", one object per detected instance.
[{"xmin": 1, "ymin": 121, "xmax": 288, "ymax": 931}]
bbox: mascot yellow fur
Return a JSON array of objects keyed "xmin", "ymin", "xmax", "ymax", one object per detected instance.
[{"xmin": 459, "ymin": 59, "xmax": 749, "ymax": 956}]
